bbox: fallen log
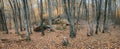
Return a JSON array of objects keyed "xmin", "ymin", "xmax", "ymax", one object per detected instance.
[{"xmin": 33, "ymin": 23, "xmax": 50, "ymax": 32}]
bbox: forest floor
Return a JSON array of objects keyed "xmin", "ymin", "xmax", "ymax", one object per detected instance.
[{"xmin": 0, "ymin": 22, "xmax": 120, "ymax": 49}]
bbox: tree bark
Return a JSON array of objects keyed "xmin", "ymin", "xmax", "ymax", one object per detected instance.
[
  {"xmin": 68, "ymin": 0, "xmax": 76, "ymax": 38},
  {"xmin": 0, "ymin": 0, "xmax": 8, "ymax": 33},
  {"xmin": 22, "ymin": 0, "xmax": 31, "ymax": 41},
  {"xmin": 48, "ymin": 0, "xmax": 54, "ymax": 31},
  {"xmin": 95, "ymin": 0, "xmax": 102, "ymax": 34},
  {"xmin": 40, "ymin": 0, "xmax": 45, "ymax": 35}
]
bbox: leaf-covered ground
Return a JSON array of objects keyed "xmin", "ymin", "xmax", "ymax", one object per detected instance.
[{"xmin": 0, "ymin": 24, "xmax": 120, "ymax": 49}]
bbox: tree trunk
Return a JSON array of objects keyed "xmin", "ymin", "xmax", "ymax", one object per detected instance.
[
  {"xmin": 89, "ymin": 0, "xmax": 95, "ymax": 36},
  {"xmin": 17, "ymin": 0, "xmax": 23, "ymax": 31},
  {"xmin": 0, "ymin": 0, "xmax": 8, "ymax": 33},
  {"xmin": 48, "ymin": 0, "xmax": 54, "ymax": 31},
  {"xmin": 0, "ymin": 0, "xmax": 2, "ymax": 30},
  {"xmin": 68, "ymin": 0, "xmax": 76, "ymax": 38},
  {"xmin": 40, "ymin": 0, "xmax": 45, "ymax": 35},
  {"xmin": 102, "ymin": 0, "xmax": 111, "ymax": 33},
  {"xmin": 95, "ymin": 0, "xmax": 102, "ymax": 34},
  {"xmin": 22, "ymin": 0, "xmax": 31, "ymax": 41}
]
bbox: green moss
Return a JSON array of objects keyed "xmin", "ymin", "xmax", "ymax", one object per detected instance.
[{"xmin": 56, "ymin": 26, "xmax": 63, "ymax": 30}]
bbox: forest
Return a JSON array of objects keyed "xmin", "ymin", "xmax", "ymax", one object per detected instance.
[{"xmin": 0, "ymin": 0, "xmax": 120, "ymax": 49}]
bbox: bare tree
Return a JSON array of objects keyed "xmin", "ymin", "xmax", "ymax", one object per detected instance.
[
  {"xmin": 102, "ymin": 0, "xmax": 112, "ymax": 33},
  {"xmin": 88, "ymin": 0, "xmax": 95, "ymax": 36},
  {"xmin": 22, "ymin": 0, "xmax": 31, "ymax": 41},
  {"xmin": 40, "ymin": 0, "xmax": 45, "ymax": 35},
  {"xmin": 8, "ymin": 0, "xmax": 19, "ymax": 34},
  {"xmin": 48, "ymin": 0, "xmax": 54, "ymax": 31},
  {"xmin": 62, "ymin": 0, "xmax": 76, "ymax": 38},
  {"xmin": 95, "ymin": 0, "xmax": 102, "ymax": 34},
  {"xmin": 0, "ymin": 0, "xmax": 8, "ymax": 33}
]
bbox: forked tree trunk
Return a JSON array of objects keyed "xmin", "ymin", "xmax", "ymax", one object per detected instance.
[{"xmin": 95, "ymin": 0, "xmax": 102, "ymax": 34}]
